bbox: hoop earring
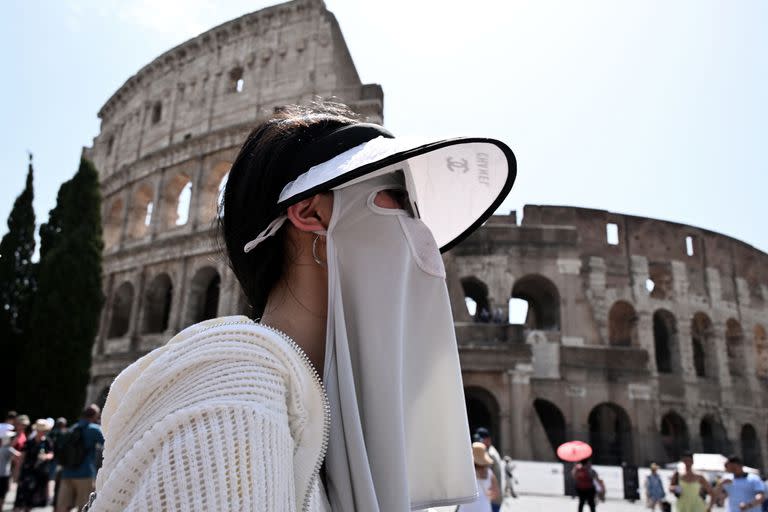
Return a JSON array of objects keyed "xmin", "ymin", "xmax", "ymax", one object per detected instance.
[{"xmin": 312, "ymin": 234, "xmax": 326, "ymax": 267}]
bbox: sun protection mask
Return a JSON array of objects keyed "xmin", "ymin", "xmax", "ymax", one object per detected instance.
[{"xmin": 322, "ymin": 173, "xmax": 478, "ymax": 511}]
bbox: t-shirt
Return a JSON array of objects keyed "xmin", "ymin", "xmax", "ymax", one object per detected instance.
[
  {"xmin": 724, "ymin": 473, "xmax": 766, "ymax": 512},
  {"xmin": 60, "ymin": 420, "xmax": 105, "ymax": 480}
]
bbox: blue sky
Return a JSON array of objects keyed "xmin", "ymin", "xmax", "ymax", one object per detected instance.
[{"xmin": 1, "ymin": 0, "xmax": 766, "ymax": 254}]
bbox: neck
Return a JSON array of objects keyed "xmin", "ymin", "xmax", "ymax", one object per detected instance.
[{"xmin": 261, "ymin": 255, "xmax": 327, "ymax": 376}]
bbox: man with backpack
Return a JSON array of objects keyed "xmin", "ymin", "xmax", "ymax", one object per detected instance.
[
  {"xmin": 571, "ymin": 458, "xmax": 603, "ymax": 512},
  {"xmin": 55, "ymin": 404, "xmax": 104, "ymax": 512}
]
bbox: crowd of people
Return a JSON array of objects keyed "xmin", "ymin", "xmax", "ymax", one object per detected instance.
[{"xmin": 0, "ymin": 406, "xmax": 104, "ymax": 511}]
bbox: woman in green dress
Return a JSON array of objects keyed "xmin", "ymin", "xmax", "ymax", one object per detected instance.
[{"xmin": 670, "ymin": 452, "xmax": 713, "ymax": 512}]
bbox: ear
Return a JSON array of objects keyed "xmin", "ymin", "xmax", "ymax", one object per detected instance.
[{"xmin": 286, "ymin": 193, "xmax": 332, "ymax": 232}]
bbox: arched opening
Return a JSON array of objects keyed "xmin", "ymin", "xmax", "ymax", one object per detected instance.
[
  {"xmin": 512, "ymin": 274, "xmax": 560, "ymax": 330},
  {"xmin": 700, "ymin": 415, "xmax": 730, "ymax": 454},
  {"xmin": 692, "ymin": 313, "xmax": 717, "ymax": 379},
  {"xmin": 653, "ymin": 309, "xmax": 679, "ymax": 373},
  {"xmin": 229, "ymin": 67, "xmax": 244, "ymax": 93},
  {"xmin": 648, "ymin": 262, "xmax": 673, "ymax": 300},
  {"xmin": 460, "ymin": 276, "xmax": 491, "ymax": 322},
  {"xmin": 608, "ymin": 301, "xmax": 638, "ymax": 346},
  {"xmin": 199, "ymin": 162, "xmax": 231, "ymax": 224},
  {"xmin": 754, "ymin": 325, "xmax": 768, "ymax": 381},
  {"xmin": 127, "ymin": 184, "xmax": 154, "ymax": 239},
  {"xmin": 186, "ymin": 267, "xmax": 220, "ymax": 326},
  {"xmin": 660, "ymin": 411, "xmax": 689, "ymax": 462},
  {"xmin": 533, "ymin": 399, "xmax": 566, "ymax": 456},
  {"xmin": 142, "ymin": 273, "xmax": 173, "ymax": 334},
  {"xmin": 108, "ymin": 282, "xmax": 134, "ymax": 338},
  {"xmin": 726, "ymin": 319, "xmax": 746, "ymax": 378},
  {"xmin": 588, "ymin": 402, "xmax": 633, "ymax": 465},
  {"xmin": 741, "ymin": 424, "xmax": 762, "ymax": 470},
  {"xmin": 160, "ymin": 174, "xmax": 192, "ymax": 229},
  {"xmin": 103, "ymin": 197, "xmax": 124, "ymax": 249},
  {"xmin": 464, "ymin": 386, "xmax": 501, "ymax": 448},
  {"xmin": 96, "ymin": 385, "xmax": 110, "ymax": 411}
]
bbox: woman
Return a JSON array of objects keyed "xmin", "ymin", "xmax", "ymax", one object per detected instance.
[
  {"xmin": 670, "ymin": 452, "xmax": 713, "ymax": 512},
  {"xmin": 87, "ymin": 102, "xmax": 516, "ymax": 511},
  {"xmin": 13, "ymin": 418, "xmax": 54, "ymax": 511},
  {"xmin": 572, "ymin": 458, "xmax": 602, "ymax": 512},
  {"xmin": 459, "ymin": 442, "xmax": 500, "ymax": 512}
]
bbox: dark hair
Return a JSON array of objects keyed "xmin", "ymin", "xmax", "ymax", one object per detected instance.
[
  {"xmin": 82, "ymin": 404, "xmax": 100, "ymax": 420},
  {"xmin": 727, "ymin": 455, "xmax": 743, "ymax": 465},
  {"xmin": 219, "ymin": 102, "xmax": 360, "ymax": 317},
  {"xmin": 681, "ymin": 451, "xmax": 694, "ymax": 460}
]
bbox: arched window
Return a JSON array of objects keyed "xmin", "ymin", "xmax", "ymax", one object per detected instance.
[
  {"xmin": 160, "ymin": 174, "xmax": 192, "ymax": 228},
  {"xmin": 108, "ymin": 282, "xmax": 134, "ymax": 338},
  {"xmin": 128, "ymin": 184, "xmax": 154, "ymax": 239},
  {"xmin": 199, "ymin": 162, "xmax": 231, "ymax": 224},
  {"xmin": 511, "ymin": 274, "xmax": 560, "ymax": 330},
  {"xmin": 461, "ymin": 276, "xmax": 491, "ymax": 322},
  {"xmin": 103, "ymin": 198, "xmax": 124, "ymax": 249},
  {"xmin": 151, "ymin": 101, "xmax": 162, "ymax": 124},
  {"xmin": 653, "ymin": 310, "xmax": 679, "ymax": 373},
  {"xmin": 700, "ymin": 415, "xmax": 730, "ymax": 454},
  {"xmin": 660, "ymin": 411, "xmax": 689, "ymax": 462},
  {"xmin": 229, "ymin": 67, "xmax": 244, "ymax": 93},
  {"xmin": 186, "ymin": 267, "xmax": 220, "ymax": 326},
  {"xmin": 691, "ymin": 313, "xmax": 717, "ymax": 379},
  {"xmin": 754, "ymin": 325, "xmax": 768, "ymax": 381},
  {"xmin": 726, "ymin": 319, "xmax": 746, "ymax": 378},
  {"xmin": 464, "ymin": 386, "xmax": 501, "ymax": 448},
  {"xmin": 533, "ymin": 399, "xmax": 566, "ymax": 455},
  {"xmin": 741, "ymin": 424, "xmax": 762, "ymax": 470},
  {"xmin": 608, "ymin": 301, "xmax": 638, "ymax": 346},
  {"xmin": 588, "ymin": 402, "xmax": 633, "ymax": 465},
  {"xmin": 142, "ymin": 273, "xmax": 173, "ymax": 334}
]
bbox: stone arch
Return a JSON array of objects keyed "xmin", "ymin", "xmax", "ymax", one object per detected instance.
[
  {"xmin": 660, "ymin": 411, "xmax": 689, "ymax": 462},
  {"xmin": 198, "ymin": 161, "xmax": 231, "ymax": 224},
  {"xmin": 588, "ymin": 402, "xmax": 633, "ymax": 465},
  {"xmin": 108, "ymin": 282, "xmax": 134, "ymax": 338},
  {"xmin": 103, "ymin": 197, "xmax": 124, "ymax": 249},
  {"xmin": 741, "ymin": 424, "xmax": 762, "ymax": 470},
  {"xmin": 464, "ymin": 386, "xmax": 501, "ymax": 448},
  {"xmin": 160, "ymin": 173, "xmax": 193, "ymax": 228},
  {"xmin": 691, "ymin": 313, "xmax": 716, "ymax": 379},
  {"xmin": 653, "ymin": 309, "xmax": 679, "ymax": 373},
  {"xmin": 726, "ymin": 318, "xmax": 746, "ymax": 378},
  {"xmin": 185, "ymin": 266, "xmax": 221, "ymax": 326},
  {"xmin": 533, "ymin": 398, "xmax": 566, "ymax": 456},
  {"xmin": 142, "ymin": 273, "xmax": 173, "ymax": 334},
  {"xmin": 511, "ymin": 274, "xmax": 560, "ymax": 330},
  {"xmin": 754, "ymin": 325, "xmax": 768, "ymax": 381},
  {"xmin": 460, "ymin": 276, "xmax": 491, "ymax": 322},
  {"xmin": 608, "ymin": 300, "xmax": 638, "ymax": 346},
  {"xmin": 127, "ymin": 183, "xmax": 154, "ymax": 239},
  {"xmin": 700, "ymin": 415, "xmax": 730, "ymax": 454}
]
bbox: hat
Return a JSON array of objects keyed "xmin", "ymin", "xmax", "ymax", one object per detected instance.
[
  {"xmin": 475, "ymin": 427, "xmax": 491, "ymax": 439},
  {"xmin": 243, "ymin": 124, "xmax": 516, "ymax": 254},
  {"xmin": 16, "ymin": 414, "xmax": 30, "ymax": 426},
  {"xmin": 472, "ymin": 442, "xmax": 494, "ymax": 466},
  {"xmin": 32, "ymin": 418, "xmax": 54, "ymax": 432}
]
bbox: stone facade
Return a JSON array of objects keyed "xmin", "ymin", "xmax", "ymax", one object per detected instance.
[{"xmin": 85, "ymin": 0, "xmax": 768, "ymax": 470}]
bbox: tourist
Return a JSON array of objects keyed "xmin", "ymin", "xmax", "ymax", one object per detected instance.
[
  {"xmin": 716, "ymin": 455, "xmax": 765, "ymax": 512},
  {"xmin": 572, "ymin": 458, "xmax": 600, "ymax": 512},
  {"xmin": 645, "ymin": 462, "xmax": 666, "ymax": 510},
  {"xmin": 503, "ymin": 455, "xmax": 518, "ymax": 498},
  {"xmin": 85, "ymin": 102, "xmax": 516, "ymax": 511},
  {"xmin": 0, "ymin": 429, "xmax": 20, "ymax": 505},
  {"xmin": 458, "ymin": 442, "xmax": 500, "ymax": 512},
  {"xmin": 475, "ymin": 427, "xmax": 505, "ymax": 512},
  {"xmin": 669, "ymin": 452, "xmax": 713, "ymax": 512},
  {"xmin": 48, "ymin": 417, "xmax": 68, "ymax": 506},
  {"xmin": 55, "ymin": 405, "xmax": 104, "ymax": 512},
  {"xmin": 13, "ymin": 418, "xmax": 54, "ymax": 511}
]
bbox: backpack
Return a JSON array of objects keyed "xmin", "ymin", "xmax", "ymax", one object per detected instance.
[
  {"xmin": 55, "ymin": 425, "xmax": 87, "ymax": 468},
  {"xmin": 574, "ymin": 465, "xmax": 595, "ymax": 490}
]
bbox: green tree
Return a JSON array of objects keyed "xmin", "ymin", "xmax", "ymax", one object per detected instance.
[
  {"xmin": 0, "ymin": 155, "xmax": 36, "ymax": 415},
  {"xmin": 20, "ymin": 158, "xmax": 104, "ymax": 419}
]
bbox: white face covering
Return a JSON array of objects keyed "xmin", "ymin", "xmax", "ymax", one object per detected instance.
[{"xmin": 322, "ymin": 173, "xmax": 477, "ymax": 511}]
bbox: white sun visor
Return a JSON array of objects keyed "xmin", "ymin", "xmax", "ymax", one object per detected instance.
[{"xmin": 277, "ymin": 136, "xmax": 516, "ymax": 251}]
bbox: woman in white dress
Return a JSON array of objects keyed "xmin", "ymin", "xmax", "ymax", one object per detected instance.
[{"xmin": 460, "ymin": 442, "xmax": 501, "ymax": 512}]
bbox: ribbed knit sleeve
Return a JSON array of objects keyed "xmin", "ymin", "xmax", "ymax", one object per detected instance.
[{"xmin": 90, "ymin": 317, "xmax": 329, "ymax": 512}]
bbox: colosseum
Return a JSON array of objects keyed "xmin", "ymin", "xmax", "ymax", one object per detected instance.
[{"xmin": 84, "ymin": 0, "xmax": 768, "ymax": 471}]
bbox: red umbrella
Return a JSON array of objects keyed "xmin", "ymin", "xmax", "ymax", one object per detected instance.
[{"xmin": 557, "ymin": 441, "xmax": 593, "ymax": 462}]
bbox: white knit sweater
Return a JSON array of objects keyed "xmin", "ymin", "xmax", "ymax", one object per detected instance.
[{"xmin": 89, "ymin": 316, "xmax": 331, "ymax": 512}]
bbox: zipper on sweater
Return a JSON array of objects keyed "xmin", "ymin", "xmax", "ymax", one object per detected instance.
[{"xmin": 256, "ymin": 323, "xmax": 331, "ymax": 512}]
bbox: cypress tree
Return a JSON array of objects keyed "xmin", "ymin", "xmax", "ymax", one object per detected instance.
[
  {"xmin": 21, "ymin": 158, "xmax": 104, "ymax": 419},
  {"xmin": 0, "ymin": 155, "xmax": 36, "ymax": 415}
]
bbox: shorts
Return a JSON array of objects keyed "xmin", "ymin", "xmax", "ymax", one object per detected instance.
[{"xmin": 57, "ymin": 477, "xmax": 95, "ymax": 511}]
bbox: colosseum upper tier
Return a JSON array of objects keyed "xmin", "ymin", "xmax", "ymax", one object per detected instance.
[{"xmin": 85, "ymin": 0, "xmax": 768, "ymax": 471}]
